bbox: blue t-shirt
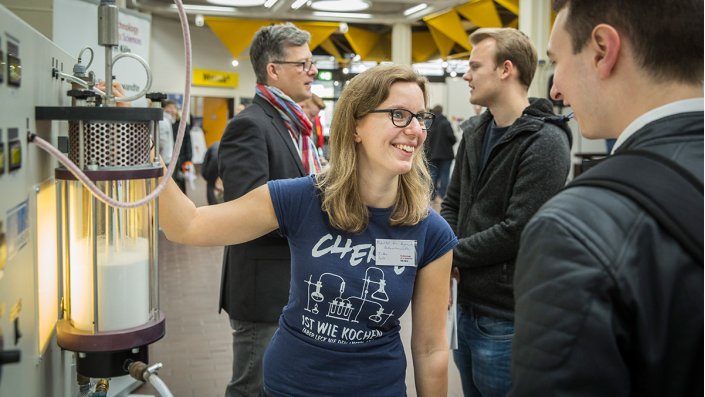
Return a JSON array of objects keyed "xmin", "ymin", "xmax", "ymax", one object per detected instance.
[{"xmin": 264, "ymin": 175, "xmax": 458, "ymax": 397}]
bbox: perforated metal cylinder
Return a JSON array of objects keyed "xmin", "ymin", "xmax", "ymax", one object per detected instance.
[{"xmin": 68, "ymin": 121, "xmax": 151, "ymax": 167}]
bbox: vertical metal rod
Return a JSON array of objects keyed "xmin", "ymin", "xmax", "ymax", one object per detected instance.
[
  {"xmin": 152, "ymin": 120, "xmax": 160, "ymax": 165},
  {"xmin": 152, "ymin": 178, "xmax": 160, "ymax": 314},
  {"xmin": 91, "ymin": 189, "xmax": 100, "ymax": 333},
  {"xmin": 105, "ymin": 47, "xmax": 113, "ymax": 101},
  {"xmin": 58, "ymin": 182, "xmax": 68, "ymax": 319}
]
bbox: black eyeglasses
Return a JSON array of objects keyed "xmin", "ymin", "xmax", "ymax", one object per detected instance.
[
  {"xmin": 368, "ymin": 108, "xmax": 435, "ymax": 130},
  {"xmin": 271, "ymin": 59, "xmax": 315, "ymax": 73}
]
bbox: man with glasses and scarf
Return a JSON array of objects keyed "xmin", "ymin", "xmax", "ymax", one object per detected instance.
[{"xmin": 217, "ymin": 22, "xmax": 320, "ymax": 396}]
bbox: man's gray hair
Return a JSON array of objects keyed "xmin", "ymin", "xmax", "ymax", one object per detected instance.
[{"xmin": 249, "ymin": 23, "xmax": 311, "ymax": 84}]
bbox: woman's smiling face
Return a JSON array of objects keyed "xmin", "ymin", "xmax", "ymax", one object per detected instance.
[{"xmin": 354, "ymin": 81, "xmax": 428, "ymax": 178}]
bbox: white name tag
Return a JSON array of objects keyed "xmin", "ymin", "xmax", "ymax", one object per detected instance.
[{"xmin": 376, "ymin": 239, "xmax": 416, "ymax": 267}]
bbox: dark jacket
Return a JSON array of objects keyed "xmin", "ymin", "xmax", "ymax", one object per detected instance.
[
  {"xmin": 425, "ymin": 113, "xmax": 457, "ymax": 161},
  {"xmin": 511, "ymin": 111, "xmax": 704, "ymax": 397},
  {"xmin": 202, "ymin": 141, "xmax": 220, "ymax": 205},
  {"xmin": 172, "ymin": 120, "xmax": 192, "ymax": 172},
  {"xmin": 201, "ymin": 142, "xmax": 219, "ymax": 185},
  {"xmin": 218, "ymin": 95, "xmax": 305, "ymax": 322},
  {"xmin": 441, "ymin": 98, "xmax": 572, "ymax": 321}
]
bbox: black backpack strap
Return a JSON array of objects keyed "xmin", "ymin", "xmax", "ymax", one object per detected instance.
[{"xmin": 567, "ymin": 150, "xmax": 704, "ymax": 264}]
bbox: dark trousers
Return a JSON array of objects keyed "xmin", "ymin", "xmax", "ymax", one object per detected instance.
[
  {"xmin": 225, "ymin": 319, "xmax": 278, "ymax": 397},
  {"xmin": 429, "ymin": 158, "xmax": 453, "ymax": 199}
]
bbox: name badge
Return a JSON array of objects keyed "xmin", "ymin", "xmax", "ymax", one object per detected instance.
[{"xmin": 376, "ymin": 239, "xmax": 416, "ymax": 267}]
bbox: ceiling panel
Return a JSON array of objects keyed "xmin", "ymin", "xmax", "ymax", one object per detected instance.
[{"xmin": 126, "ymin": 0, "xmax": 519, "ymax": 62}]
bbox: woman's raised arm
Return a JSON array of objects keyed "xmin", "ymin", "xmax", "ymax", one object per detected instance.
[{"xmin": 158, "ymin": 176, "xmax": 279, "ymax": 246}]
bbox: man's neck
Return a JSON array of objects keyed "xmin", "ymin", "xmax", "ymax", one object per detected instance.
[
  {"xmin": 488, "ymin": 93, "xmax": 531, "ymax": 128},
  {"xmin": 610, "ymin": 78, "xmax": 703, "ymax": 138}
]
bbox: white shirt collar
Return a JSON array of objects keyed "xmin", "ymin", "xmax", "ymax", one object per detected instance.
[{"xmin": 611, "ymin": 98, "xmax": 704, "ymax": 153}]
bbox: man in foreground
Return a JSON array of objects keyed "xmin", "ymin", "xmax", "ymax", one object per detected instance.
[{"xmin": 510, "ymin": 1, "xmax": 703, "ymax": 395}]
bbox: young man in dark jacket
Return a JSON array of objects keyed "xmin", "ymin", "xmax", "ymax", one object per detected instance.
[
  {"xmin": 510, "ymin": 1, "xmax": 703, "ymax": 396},
  {"xmin": 441, "ymin": 27, "xmax": 572, "ymax": 397}
]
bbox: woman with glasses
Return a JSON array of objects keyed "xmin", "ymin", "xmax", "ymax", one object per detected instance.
[{"xmin": 159, "ymin": 64, "xmax": 457, "ymax": 396}]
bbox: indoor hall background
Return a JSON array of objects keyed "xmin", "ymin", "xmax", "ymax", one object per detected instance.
[{"xmin": 134, "ymin": 171, "xmax": 463, "ymax": 396}]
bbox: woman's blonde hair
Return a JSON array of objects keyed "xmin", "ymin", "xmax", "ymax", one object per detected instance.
[{"xmin": 316, "ymin": 64, "xmax": 432, "ymax": 233}]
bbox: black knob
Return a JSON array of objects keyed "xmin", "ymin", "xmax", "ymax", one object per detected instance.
[
  {"xmin": 146, "ymin": 92, "xmax": 167, "ymax": 102},
  {"xmin": 67, "ymin": 89, "xmax": 97, "ymax": 100}
]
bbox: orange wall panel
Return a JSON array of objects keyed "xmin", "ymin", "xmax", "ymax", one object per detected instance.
[{"xmin": 202, "ymin": 97, "xmax": 230, "ymax": 147}]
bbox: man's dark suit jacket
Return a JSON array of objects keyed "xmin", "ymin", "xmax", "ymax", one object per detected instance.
[{"xmin": 218, "ymin": 95, "xmax": 305, "ymax": 322}]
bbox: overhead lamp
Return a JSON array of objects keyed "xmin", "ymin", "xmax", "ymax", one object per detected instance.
[
  {"xmin": 206, "ymin": 0, "xmax": 265, "ymax": 5},
  {"xmin": 291, "ymin": 0, "xmax": 308, "ymax": 9},
  {"xmin": 231, "ymin": 59, "xmax": 240, "ymax": 67},
  {"xmin": 311, "ymin": 0, "xmax": 369, "ymax": 12},
  {"xmin": 263, "ymin": 0, "xmax": 279, "ymax": 7},
  {"xmin": 403, "ymin": 3, "xmax": 428, "ymax": 16},
  {"xmin": 170, "ymin": 4, "xmax": 236, "ymax": 12},
  {"xmin": 312, "ymin": 11, "xmax": 372, "ymax": 19}
]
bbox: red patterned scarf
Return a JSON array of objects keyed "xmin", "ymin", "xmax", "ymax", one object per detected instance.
[{"xmin": 256, "ymin": 84, "xmax": 321, "ymax": 174}]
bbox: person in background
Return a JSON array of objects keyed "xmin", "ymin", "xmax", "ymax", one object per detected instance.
[
  {"xmin": 159, "ymin": 64, "xmax": 456, "ymax": 397},
  {"xmin": 201, "ymin": 140, "xmax": 221, "ymax": 205},
  {"xmin": 510, "ymin": 1, "xmax": 703, "ymax": 396},
  {"xmin": 299, "ymin": 93, "xmax": 328, "ymax": 167},
  {"xmin": 440, "ymin": 27, "xmax": 572, "ymax": 397},
  {"xmin": 217, "ymin": 23, "xmax": 317, "ymax": 396},
  {"xmin": 163, "ymin": 99, "xmax": 192, "ymax": 194},
  {"xmin": 157, "ymin": 99, "xmax": 175, "ymax": 169},
  {"xmin": 425, "ymin": 104, "xmax": 456, "ymax": 202}
]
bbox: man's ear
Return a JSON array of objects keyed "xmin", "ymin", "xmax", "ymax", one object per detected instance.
[
  {"xmin": 591, "ymin": 23, "xmax": 621, "ymax": 79},
  {"xmin": 266, "ymin": 63, "xmax": 280, "ymax": 82},
  {"xmin": 499, "ymin": 59, "xmax": 514, "ymax": 81}
]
